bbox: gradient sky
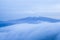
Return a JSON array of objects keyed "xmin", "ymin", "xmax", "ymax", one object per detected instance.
[{"xmin": 0, "ymin": 0, "xmax": 60, "ymax": 21}]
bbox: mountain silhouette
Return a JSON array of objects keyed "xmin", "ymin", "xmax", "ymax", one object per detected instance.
[{"xmin": 0, "ymin": 16, "xmax": 60, "ymax": 27}]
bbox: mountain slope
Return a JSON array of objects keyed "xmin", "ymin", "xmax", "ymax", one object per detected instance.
[{"xmin": 0, "ymin": 16, "xmax": 60, "ymax": 27}]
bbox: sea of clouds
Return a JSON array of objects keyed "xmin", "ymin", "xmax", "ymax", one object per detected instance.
[{"xmin": 0, "ymin": 21, "xmax": 60, "ymax": 40}]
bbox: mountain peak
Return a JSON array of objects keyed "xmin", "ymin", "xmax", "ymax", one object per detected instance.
[{"xmin": 0, "ymin": 16, "xmax": 60, "ymax": 27}]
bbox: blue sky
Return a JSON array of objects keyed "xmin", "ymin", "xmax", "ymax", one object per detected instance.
[{"xmin": 0, "ymin": 0, "xmax": 60, "ymax": 21}]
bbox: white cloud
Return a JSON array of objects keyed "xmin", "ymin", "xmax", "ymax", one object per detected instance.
[{"xmin": 0, "ymin": 22, "xmax": 60, "ymax": 40}]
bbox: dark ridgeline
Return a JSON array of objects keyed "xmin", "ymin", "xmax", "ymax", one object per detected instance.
[{"xmin": 0, "ymin": 16, "xmax": 60, "ymax": 27}]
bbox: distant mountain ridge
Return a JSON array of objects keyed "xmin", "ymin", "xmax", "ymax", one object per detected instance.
[
  {"xmin": 0, "ymin": 16, "xmax": 60, "ymax": 27},
  {"xmin": 19, "ymin": 17, "xmax": 60, "ymax": 23}
]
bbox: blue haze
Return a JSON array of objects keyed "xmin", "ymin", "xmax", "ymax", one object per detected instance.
[
  {"xmin": 0, "ymin": 0, "xmax": 60, "ymax": 40},
  {"xmin": 0, "ymin": 0, "xmax": 60, "ymax": 21}
]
